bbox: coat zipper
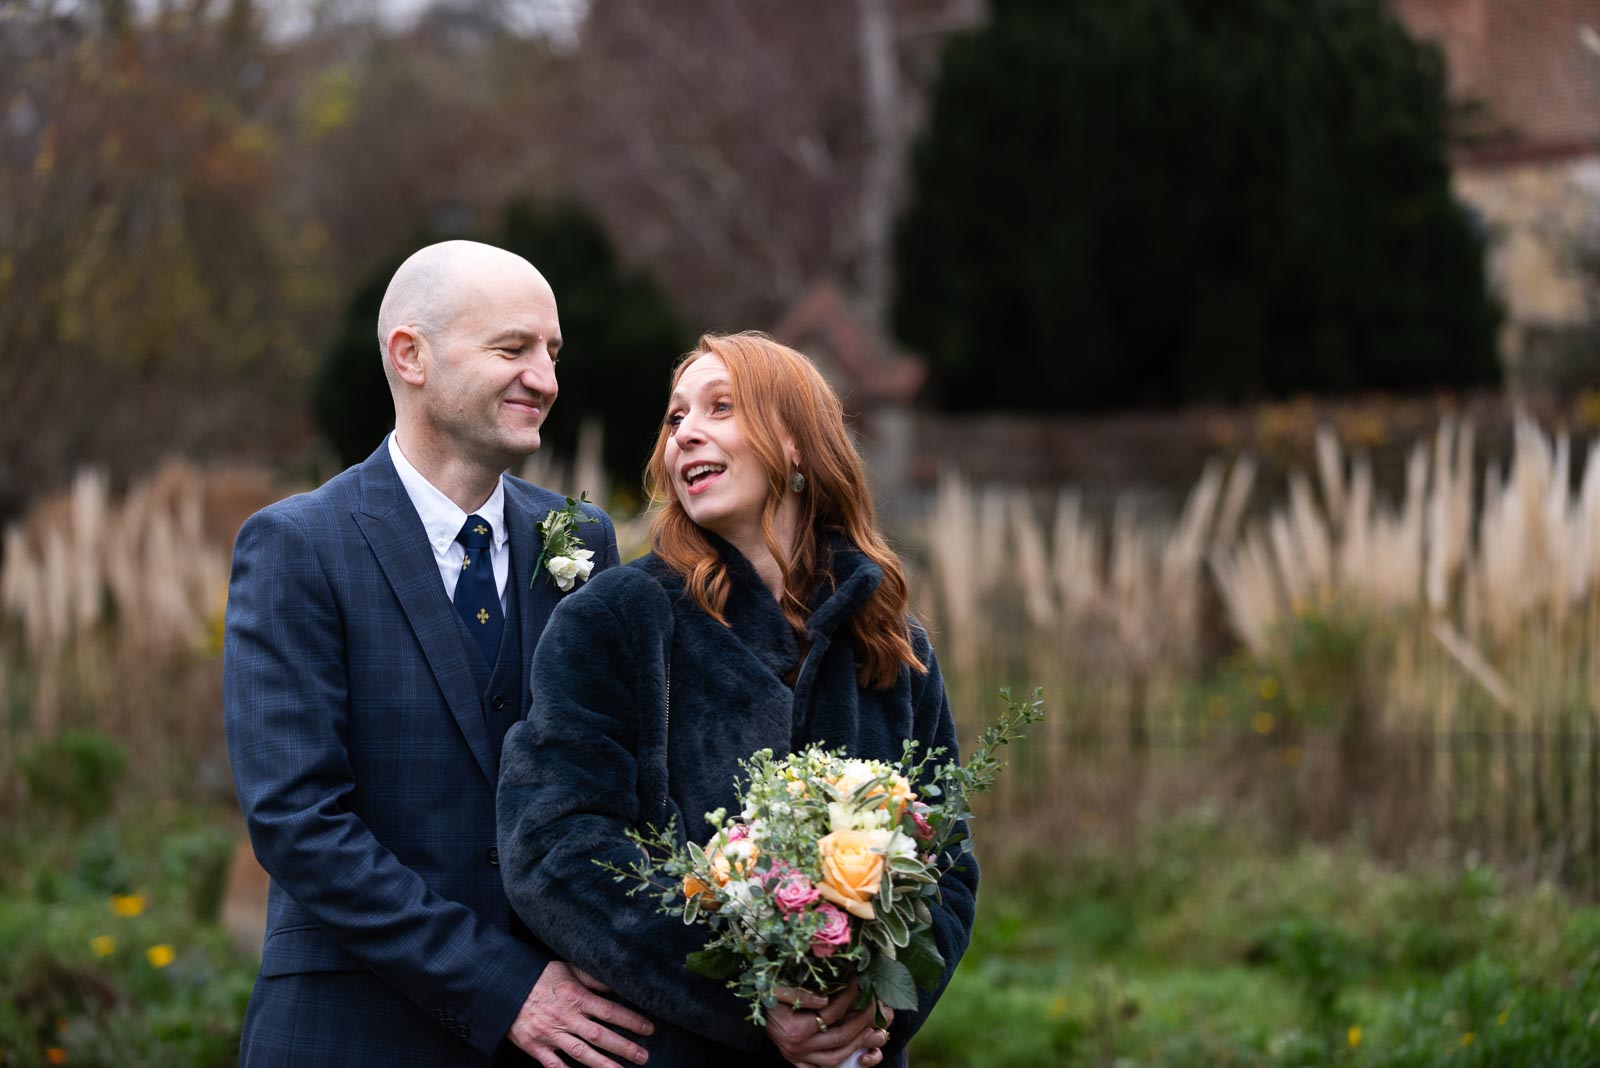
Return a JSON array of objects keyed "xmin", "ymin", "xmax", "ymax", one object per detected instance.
[{"xmin": 661, "ymin": 664, "xmax": 670, "ymax": 813}]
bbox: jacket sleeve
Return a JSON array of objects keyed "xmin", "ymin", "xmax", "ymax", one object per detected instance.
[
  {"xmin": 884, "ymin": 625, "xmax": 980, "ymax": 1056},
  {"xmin": 497, "ymin": 572, "xmax": 765, "ymax": 1052},
  {"xmin": 223, "ymin": 506, "xmax": 544, "ymax": 1056}
]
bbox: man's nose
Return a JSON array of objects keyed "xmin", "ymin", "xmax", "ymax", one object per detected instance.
[{"xmin": 520, "ymin": 348, "xmax": 558, "ymax": 395}]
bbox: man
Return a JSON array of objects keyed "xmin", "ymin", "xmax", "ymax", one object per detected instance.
[{"xmin": 224, "ymin": 241, "xmax": 654, "ymax": 1066}]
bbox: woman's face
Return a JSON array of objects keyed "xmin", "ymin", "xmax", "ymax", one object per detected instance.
[{"xmin": 664, "ymin": 355, "xmax": 780, "ymax": 543}]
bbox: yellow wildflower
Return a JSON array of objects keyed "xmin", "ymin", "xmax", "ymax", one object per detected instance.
[
  {"xmin": 1461, "ymin": 1032, "xmax": 1475, "ymax": 1048},
  {"xmin": 1283, "ymin": 746, "xmax": 1305, "ymax": 769},
  {"xmin": 1252, "ymin": 711, "xmax": 1276, "ymax": 735},
  {"xmin": 1257, "ymin": 676, "xmax": 1280, "ymax": 701},
  {"xmin": 1497, "ymin": 1010, "xmax": 1509, "ymax": 1026},
  {"xmin": 110, "ymin": 894, "xmax": 146, "ymax": 918},
  {"xmin": 1048, "ymin": 994, "xmax": 1070, "ymax": 1019},
  {"xmin": 1348, "ymin": 1025, "xmax": 1362, "ymax": 1048},
  {"xmin": 89, "ymin": 936, "xmax": 115, "ymax": 958},
  {"xmin": 145, "ymin": 944, "xmax": 175, "ymax": 969}
]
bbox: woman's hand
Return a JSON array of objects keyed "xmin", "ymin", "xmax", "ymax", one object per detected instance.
[{"xmin": 764, "ymin": 979, "xmax": 894, "ymax": 1067}]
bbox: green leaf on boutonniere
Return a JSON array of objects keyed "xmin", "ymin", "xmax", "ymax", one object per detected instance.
[{"xmin": 534, "ymin": 491, "xmax": 600, "ymax": 591}]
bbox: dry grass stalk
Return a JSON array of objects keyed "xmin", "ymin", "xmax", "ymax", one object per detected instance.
[{"xmin": 1, "ymin": 459, "xmax": 278, "ymax": 774}]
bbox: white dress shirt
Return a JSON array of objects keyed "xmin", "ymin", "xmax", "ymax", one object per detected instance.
[{"xmin": 387, "ymin": 432, "xmax": 510, "ymax": 610}]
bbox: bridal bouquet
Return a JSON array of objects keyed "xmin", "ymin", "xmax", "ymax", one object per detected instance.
[{"xmin": 600, "ymin": 687, "xmax": 1043, "ymax": 1032}]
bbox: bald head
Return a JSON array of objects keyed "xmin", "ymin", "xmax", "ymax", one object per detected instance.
[{"xmin": 377, "ymin": 241, "xmax": 552, "ymax": 378}]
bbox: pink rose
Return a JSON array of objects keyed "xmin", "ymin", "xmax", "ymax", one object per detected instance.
[
  {"xmin": 727, "ymin": 824, "xmax": 750, "ymax": 842},
  {"xmin": 773, "ymin": 874, "xmax": 821, "ymax": 915},
  {"xmin": 811, "ymin": 903, "xmax": 852, "ymax": 958},
  {"xmin": 910, "ymin": 810, "xmax": 935, "ymax": 842}
]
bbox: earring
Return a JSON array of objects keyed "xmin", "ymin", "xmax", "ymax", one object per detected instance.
[{"xmin": 790, "ymin": 468, "xmax": 806, "ymax": 494}]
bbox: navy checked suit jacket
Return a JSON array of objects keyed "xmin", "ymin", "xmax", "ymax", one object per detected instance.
[{"xmin": 223, "ymin": 441, "xmax": 620, "ymax": 1061}]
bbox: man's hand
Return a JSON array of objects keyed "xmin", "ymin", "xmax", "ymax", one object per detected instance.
[
  {"xmin": 508, "ymin": 961, "xmax": 655, "ymax": 1067},
  {"xmin": 764, "ymin": 979, "xmax": 893, "ymax": 1068}
]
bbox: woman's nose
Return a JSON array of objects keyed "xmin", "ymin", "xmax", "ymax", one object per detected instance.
[{"xmin": 676, "ymin": 412, "xmax": 707, "ymax": 444}]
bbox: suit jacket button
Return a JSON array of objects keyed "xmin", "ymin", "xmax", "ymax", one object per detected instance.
[
  {"xmin": 487, "ymin": 847, "xmax": 500, "ymax": 866},
  {"xmin": 492, "ymin": 694, "xmax": 507, "ymax": 711}
]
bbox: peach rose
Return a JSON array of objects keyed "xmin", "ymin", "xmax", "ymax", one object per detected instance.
[
  {"xmin": 709, "ymin": 834, "xmax": 759, "ymax": 886},
  {"xmin": 815, "ymin": 830, "xmax": 884, "ymax": 920},
  {"xmin": 884, "ymin": 775, "xmax": 917, "ymax": 821}
]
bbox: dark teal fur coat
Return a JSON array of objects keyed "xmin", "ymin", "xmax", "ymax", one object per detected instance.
[{"xmin": 497, "ymin": 535, "xmax": 977, "ymax": 1066}]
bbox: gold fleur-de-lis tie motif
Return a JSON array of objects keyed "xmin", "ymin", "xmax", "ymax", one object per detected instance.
[
  {"xmin": 476, "ymin": 608, "xmax": 490, "ymax": 624},
  {"xmin": 461, "ymin": 556, "xmax": 471, "ymax": 569},
  {"xmin": 474, "ymin": 524, "xmax": 488, "ymax": 536}
]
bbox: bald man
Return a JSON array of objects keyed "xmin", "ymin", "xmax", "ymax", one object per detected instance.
[{"xmin": 225, "ymin": 242, "xmax": 655, "ymax": 1066}]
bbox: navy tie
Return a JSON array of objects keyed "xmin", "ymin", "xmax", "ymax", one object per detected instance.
[{"xmin": 454, "ymin": 514, "xmax": 503, "ymax": 666}]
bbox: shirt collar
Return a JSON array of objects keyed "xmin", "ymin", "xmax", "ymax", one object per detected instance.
[{"xmin": 387, "ymin": 432, "xmax": 508, "ymax": 553}]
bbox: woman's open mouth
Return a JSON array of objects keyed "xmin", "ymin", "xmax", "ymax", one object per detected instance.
[{"xmin": 683, "ymin": 463, "xmax": 727, "ymax": 495}]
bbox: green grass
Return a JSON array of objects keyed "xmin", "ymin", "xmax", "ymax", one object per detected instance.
[
  {"xmin": 911, "ymin": 806, "xmax": 1600, "ymax": 1067},
  {"xmin": 0, "ymin": 792, "xmax": 253, "ymax": 1068},
  {"xmin": 7, "ymin": 732, "xmax": 1600, "ymax": 1067}
]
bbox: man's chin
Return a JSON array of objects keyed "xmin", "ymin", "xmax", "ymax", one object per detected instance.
[{"xmin": 476, "ymin": 431, "xmax": 542, "ymax": 471}]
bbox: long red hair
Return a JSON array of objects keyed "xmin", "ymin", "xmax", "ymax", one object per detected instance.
[{"xmin": 646, "ymin": 332, "xmax": 924, "ymax": 688}]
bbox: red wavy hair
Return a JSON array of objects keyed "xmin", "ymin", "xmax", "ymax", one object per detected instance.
[{"xmin": 646, "ymin": 332, "xmax": 924, "ymax": 688}]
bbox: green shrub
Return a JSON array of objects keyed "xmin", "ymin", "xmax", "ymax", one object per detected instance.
[
  {"xmin": 0, "ymin": 803, "xmax": 253, "ymax": 1067},
  {"xmin": 19, "ymin": 730, "xmax": 127, "ymax": 825},
  {"xmin": 892, "ymin": 0, "xmax": 1499, "ymax": 413}
]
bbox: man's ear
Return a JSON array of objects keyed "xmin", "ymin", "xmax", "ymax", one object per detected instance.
[{"xmin": 387, "ymin": 327, "xmax": 428, "ymax": 387}]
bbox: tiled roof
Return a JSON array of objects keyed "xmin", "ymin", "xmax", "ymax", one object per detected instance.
[{"xmin": 1387, "ymin": 0, "xmax": 1600, "ymax": 165}]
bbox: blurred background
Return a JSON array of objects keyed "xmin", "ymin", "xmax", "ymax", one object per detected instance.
[{"xmin": 5, "ymin": 0, "xmax": 1600, "ymax": 1063}]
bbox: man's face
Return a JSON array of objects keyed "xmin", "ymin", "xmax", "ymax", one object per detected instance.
[{"xmin": 420, "ymin": 271, "xmax": 561, "ymax": 470}]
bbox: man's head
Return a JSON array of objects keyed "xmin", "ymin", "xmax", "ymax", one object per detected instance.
[{"xmin": 378, "ymin": 240, "xmax": 561, "ymax": 472}]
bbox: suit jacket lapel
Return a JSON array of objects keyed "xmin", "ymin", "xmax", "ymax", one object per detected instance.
[
  {"xmin": 353, "ymin": 446, "xmax": 497, "ymax": 785},
  {"xmin": 508, "ymin": 483, "xmax": 560, "ymax": 716}
]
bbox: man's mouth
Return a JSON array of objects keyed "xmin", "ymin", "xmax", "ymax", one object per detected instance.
[{"xmin": 682, "ymin": 462, "xmax": 727, "ymax": 494}]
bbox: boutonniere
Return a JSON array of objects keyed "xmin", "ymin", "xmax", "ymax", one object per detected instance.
[{"xmin": 535, "ymin": 492, "xmax": 600, "ymax": 592}]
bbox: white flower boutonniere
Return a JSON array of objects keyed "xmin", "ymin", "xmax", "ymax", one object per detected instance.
[{"xmin": 535, "ymin": 492, "xmax": 600, "ymax": 592}]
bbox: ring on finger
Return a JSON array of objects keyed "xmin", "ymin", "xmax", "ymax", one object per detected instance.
[{"xmin": 814, "ymin": 1013, "xmax": 828, "ymax": 1033}]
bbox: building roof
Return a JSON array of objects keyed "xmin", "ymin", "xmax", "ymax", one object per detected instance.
[
  {"xmin": 1387, "ymin": 0, "xmax": 1600, "ymax": 166},
  {"xmin": 773, "ymin": 281, "xmax": 928, "ymax": 406}
]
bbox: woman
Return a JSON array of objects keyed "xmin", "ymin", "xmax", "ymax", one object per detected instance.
[{"xmin": 497, "ymin": 333, "xmax": 976, "ymax": 1067}]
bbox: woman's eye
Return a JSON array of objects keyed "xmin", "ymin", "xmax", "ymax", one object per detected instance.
[
  {"xmin": 713, "ymin": 400, "xmax": 732, "ymax": 413},
  {"xmin": 666, "ymin": 412, "xmax": 684, "ymax": 429}
]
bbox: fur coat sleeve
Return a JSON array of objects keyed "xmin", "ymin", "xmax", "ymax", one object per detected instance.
[
  {"xmin": 496, "ymin": 566, "xmax": 764, "ymax": 1053},
  {"xmin": 885, "ymin": 622, "xmax": 980, "ymax": 1057}
]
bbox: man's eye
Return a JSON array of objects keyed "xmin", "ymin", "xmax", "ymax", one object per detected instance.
[{"xmin": 549, "ymin": 352, "xmax": 561, "ymax": 366}]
